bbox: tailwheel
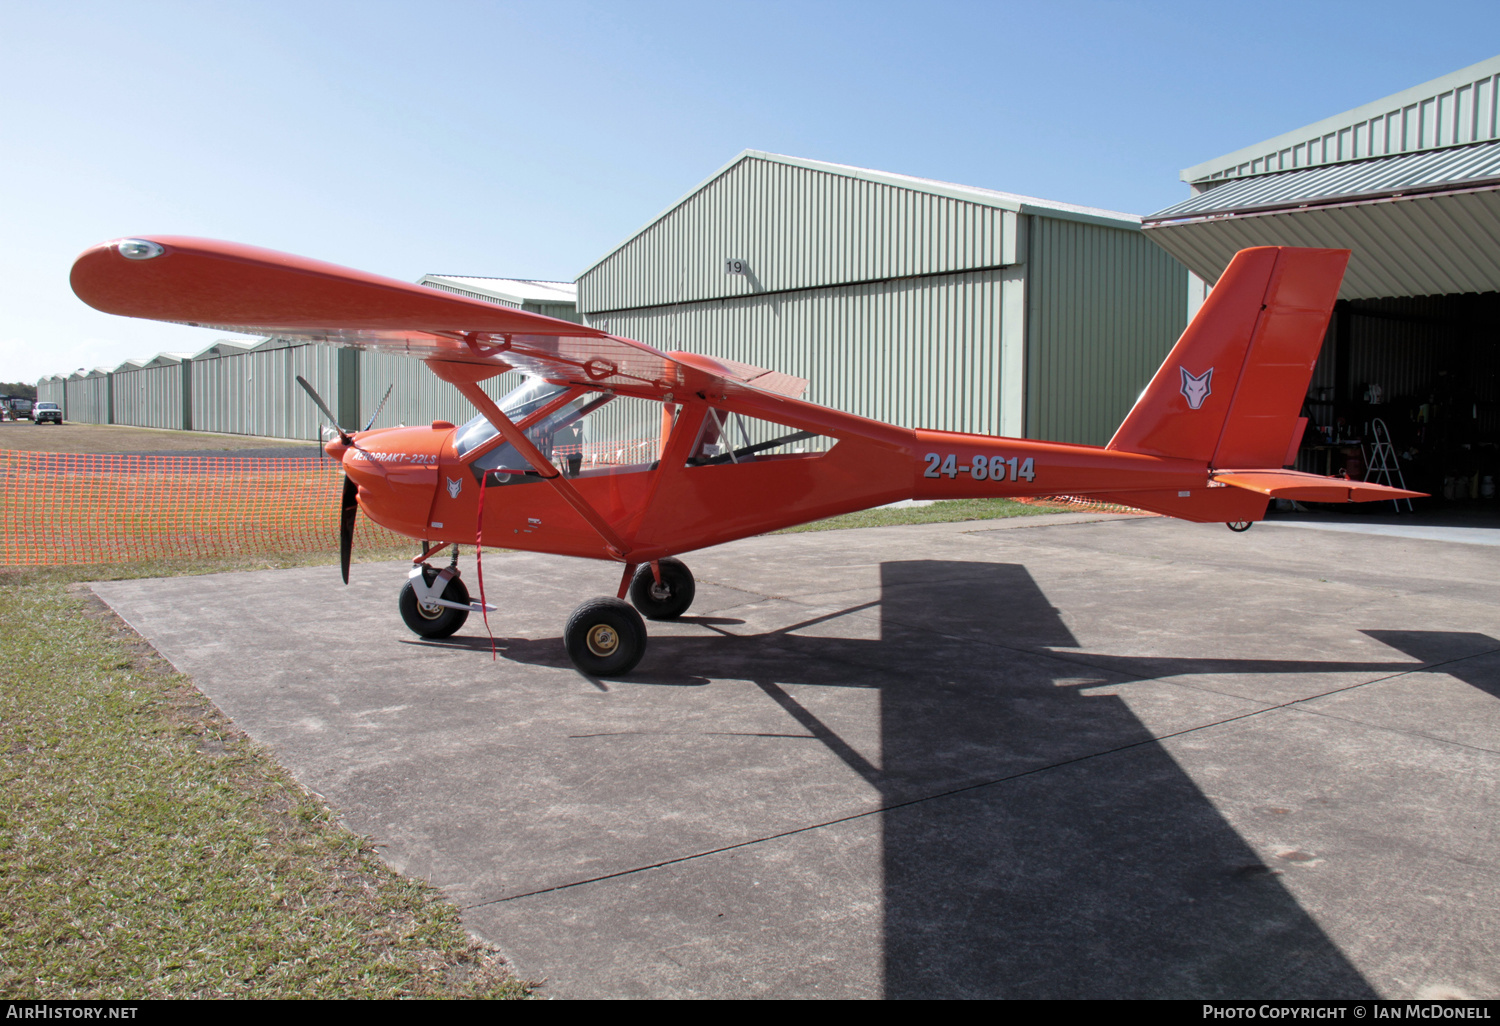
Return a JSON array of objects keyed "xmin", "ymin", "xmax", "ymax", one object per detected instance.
[
  {"xmin": 565, "ymin": 597, "xmax": 647, "ymax": 676},
  {"xmin": 1227, "ymin": 521, "xmax": 1253, "ymax": 532},
  {"xmin": 398, "ymin": 567, "xmax": 471, "ymax": 638},
  {"xmin": 629, "ymin": 557, "xmax": 696, "ymax": 620}
]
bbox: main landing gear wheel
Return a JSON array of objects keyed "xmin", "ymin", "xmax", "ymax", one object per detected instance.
[
  {"xmin": 629, "ymin": 557, "xmax": 696, "ymax": 620},
  {"xmin": 398, "ymin": 570, "xmax": 471, "ymax": 638},
  {"xmin": 565, "ymin": 597, "xmax": 647, "ymax": 676},
  {"xmin": 1227, "ymin": 521, "xmax": 1253, "ymax": 532}
]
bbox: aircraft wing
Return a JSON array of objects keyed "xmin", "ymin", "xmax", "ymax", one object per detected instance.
[{"xmin": 71, "ymin": 236, "xmax": 807, "ymax": 400}]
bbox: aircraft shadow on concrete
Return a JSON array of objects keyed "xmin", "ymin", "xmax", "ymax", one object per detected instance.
[{"xmin": 420, "ymin": 560, "xmax": 1497, "ymax": 998}]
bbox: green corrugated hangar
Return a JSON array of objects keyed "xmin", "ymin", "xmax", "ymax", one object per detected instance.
[
  {"xmin": 1145, "ymin": 55, "xmax": 1500, "ymax": 502},
  {"xmin": 578, "ymin": 151, "xmax": 1187, "ymax": 446}
]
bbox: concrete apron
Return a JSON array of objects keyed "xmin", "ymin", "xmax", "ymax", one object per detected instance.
[{"xmin": 92, "ymin": 513, "xmax": 1500, "ymax": 999}]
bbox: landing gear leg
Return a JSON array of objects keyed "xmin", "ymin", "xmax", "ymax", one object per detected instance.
[{"xmin": 399, "ymin": 548, "xmax": 473, "ymax": 639}]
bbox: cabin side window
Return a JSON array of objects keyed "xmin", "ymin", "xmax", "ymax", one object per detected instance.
[{"xmin": 685, "ymin": 408, "xmax": 834, "ymax": 467}]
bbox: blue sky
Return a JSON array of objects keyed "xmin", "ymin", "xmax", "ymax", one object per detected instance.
[{"xmin": 4, "ymin": 1, "xmax": 1499, "ymax": 383}]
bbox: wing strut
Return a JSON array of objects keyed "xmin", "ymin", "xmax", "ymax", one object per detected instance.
[{"xmin": 441, "ymin": 370, "xmax": 631, "ymax": 559}]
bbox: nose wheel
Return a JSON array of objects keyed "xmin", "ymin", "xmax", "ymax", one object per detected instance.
[
  {"xmin": 398, "ymin": 567, "xmax": 472, "ymax": 638},
  {"xmin": 565, "ymin": 597, "xmax": 648, "ymax": 676}
]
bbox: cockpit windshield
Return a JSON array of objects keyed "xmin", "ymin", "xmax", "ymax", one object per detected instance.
[{"xmin": 454, "ymin": 378, "xmax": 613, "ymax": 477}]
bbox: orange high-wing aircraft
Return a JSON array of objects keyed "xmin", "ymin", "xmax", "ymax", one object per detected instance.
[{"xmin": 71, "ymin": 238, "xmax": 1422, "ymax": 675}]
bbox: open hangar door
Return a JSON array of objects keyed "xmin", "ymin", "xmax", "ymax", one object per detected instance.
[{"xmin": 1300, "ymin": 292, "xmax": 1500, "ymax": 505}]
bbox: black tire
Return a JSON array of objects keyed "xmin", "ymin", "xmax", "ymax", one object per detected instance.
[
  {"xmin": 628, "ymin": 557, "xmax": 696, "ymax": 620},
  {"xmin": 1227, "ymin": 521, "xmax": 1253, "ymax": 533},
  {"xmin": 565, "ymin": 597, "xmax": 647, "ymax": 676},
  {"xmin": 398, "ymin": 570, "xmax": 471, "ymax": 638}
]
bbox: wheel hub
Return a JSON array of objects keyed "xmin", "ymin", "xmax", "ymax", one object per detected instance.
[
  {"xmin": 586, "ymin": 623, "xmax": 619, "ymax": 657},
  {"xmin": 650, "ymin": 582, "xmax": 671, "ymax": 601}
]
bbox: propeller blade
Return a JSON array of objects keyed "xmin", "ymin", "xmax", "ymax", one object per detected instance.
[
  {"xmin": 363, "ymin": 384, "xmax": 393, "ymax": 432},
  {"xmin": 340, "ymin": 474, "xmax": 358, "ymax": 584},
  {"xmin": 296, "ymin": 375, "xmax": 348, "ymax": 440}
]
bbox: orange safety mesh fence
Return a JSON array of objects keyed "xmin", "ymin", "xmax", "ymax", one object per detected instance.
[
  {"xmin": 1016, "ymin": 495, "xmax": 1156, "ymax": 515},
  {"xmin": 0, "ymin": 449, "xmax": 407, "ymax": 567}
]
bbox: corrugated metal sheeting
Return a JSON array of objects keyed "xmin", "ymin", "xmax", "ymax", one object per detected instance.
[
  {"xmin": 1345, "ymin": 298, "xmax": 1457, "ymax": 401},
  {"xmin": 1145, "ymin": 186, "xmax": 1500, "ymax": 301},
  {"xmin": 1153, "ymin": 140, "xmax": 1500, "ymax": 220},
  {"xmin": 582, "ymin": 152, "xmax": 1185, "ymax": 446},
  {"xmin": 190, "ymin": 343, "xmax": 344, "ymax": 439},
  {"xmin": 37, "ymin": 377, "xmax": 64, "ymax": 406},
  {"xmin": 360, "ymin": 351, "xmax": 522, "ymax": 430},
  {"xmin": 580, "ymin": 152, "xmax": 1027, "ymax": 313},
  {"xmin": 593, "ymin": 267, "xmax": 1016, "ymax": 436},
  {"xmin": 1184, "ymin": 55, "xmax": 1500, "ymax": 185},
  {"xmin": 1027, "ymin": 218, "xmax": 1189, "ymax": 445},
  {"xmin": 112, "ymin": 363, "xmax": 184, "ymax": 430},
  {"xmin": 64, "ymin": 373, "xmax": 111, "ymax": 424}
]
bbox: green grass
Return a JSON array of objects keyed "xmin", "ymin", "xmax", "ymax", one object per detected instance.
[
  {"xmin": 0, "ymin": 547, "xmax": 531, "ymax": 999},
  {"xmin": 777, "ymin": 497, "xmax": 1065, "ymax": 533}
]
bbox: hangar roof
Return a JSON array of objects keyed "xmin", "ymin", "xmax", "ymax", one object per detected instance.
[
  {"xmin": 1150, "ymin": 140, "xmax": 1500, "ymax": 221},
  {"xmin": 1147, "ymin": 57, "xmax": 1500, "ymax": 300},
  {"xmin": 1182, "ymin": 54, "xmax": 1500, "ymax": 186},
  {"xmin": 580, "ymin": 149, "xmax": 1142, "ymax": 281}
]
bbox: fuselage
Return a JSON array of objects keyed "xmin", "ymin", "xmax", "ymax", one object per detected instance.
[{"xmin": 335, "ymin": 387, "xmax": 1212, "ymax": 564}]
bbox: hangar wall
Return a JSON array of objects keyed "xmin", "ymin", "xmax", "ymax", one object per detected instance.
[
  {"xmin": 63, "ymin": 373, "xmax": 110, "ymax": 424},
  {"xmin": 593, "ymin": 268, "xmax": 1015, "ymax": 436},
  {"xmin": 112, "ymin": 363, "xmax": 184, "ymax": 431},
  {"xmin": 37, "ymin": 377, "xmax": 64, "ymax": 408},
  {"xmin": 1027, "ymin": 217, "xmax": 1188, "ymax": 444},
  {"xmin": 580, "ymin": 151, "xmax": 1188, "ymax": 447}
]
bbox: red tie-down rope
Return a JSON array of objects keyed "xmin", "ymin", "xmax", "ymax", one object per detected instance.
[{"xmin": 475, "ymin": 469, "xmax": 496, "ymax": 660}]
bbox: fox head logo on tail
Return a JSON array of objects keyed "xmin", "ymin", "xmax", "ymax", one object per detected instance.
[{"xmin": 1180, "ymin": 367, "xmax": 1213, "ymax": 410}]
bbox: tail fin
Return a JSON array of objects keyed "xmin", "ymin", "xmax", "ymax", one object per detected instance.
[{"xmin": 1107, "ymin": 246, "xmax": 1349, "ymax": 469}]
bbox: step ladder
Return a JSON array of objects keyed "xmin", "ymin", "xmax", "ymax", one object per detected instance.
[{"xmin": 1363, "ymin": 418, "xmax": 1413, "ymax": 512}]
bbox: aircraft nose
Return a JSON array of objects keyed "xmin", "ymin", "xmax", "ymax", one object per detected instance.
[{"xmin": 324, "ymin": 436, "xmax": 349, "ymax": 461}]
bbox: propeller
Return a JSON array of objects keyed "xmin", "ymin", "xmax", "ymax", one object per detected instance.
[
  {"xmin": 296, "ymin": 374, "xmax": 386, "ymax": 584},
  {"xmin": 296, "ymin": 375, "xmax": 351, "ymax": 444},
  {"xmin": 363, "ymin": 384, "xmax": 393, "ymax": 431},
  {"xmin": 340, "ymin": 474, "xmax": 358, "ymax": 585}
]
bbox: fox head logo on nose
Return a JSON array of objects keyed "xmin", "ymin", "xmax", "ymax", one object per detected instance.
[
  {"xmin": 1180, "ymin": 367, "xmax": 1213, "ymax": 410},
  {"xmin": 446, "ymin": 477, "xmax": 463, "ymax": 499}
]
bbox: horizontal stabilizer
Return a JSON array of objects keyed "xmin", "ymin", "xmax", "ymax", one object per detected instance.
[{"xmin": 1212, "ymin": 470, "xmax": 1426, "ymax": 504}]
